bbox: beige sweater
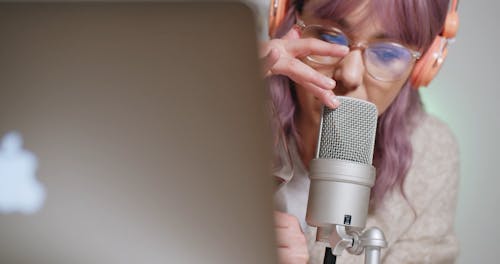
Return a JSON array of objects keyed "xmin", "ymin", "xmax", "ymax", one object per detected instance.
[{"xmin": 274, "ymin": 113, "xmax": 460, "ymax": 264}]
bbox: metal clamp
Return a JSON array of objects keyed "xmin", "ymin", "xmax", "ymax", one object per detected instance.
[{"xmin": 324, "ymin": 225, "xmax": 388, "ymax": 264}]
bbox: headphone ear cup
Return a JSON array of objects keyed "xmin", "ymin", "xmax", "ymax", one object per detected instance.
[
  {"xmin": 442, "ymin": 11, "xmax": 459, "ymax": 38},
  {"xmin": 411, "ymin": 0, "xmax": 458, "ymax": 89},
  {"xmin": 410, "ymin": 37, "xmax": 448, "ymax": 88},
  {"xmin": 268, "ymin": 0, "xmax": 289, "ymax": 38}
]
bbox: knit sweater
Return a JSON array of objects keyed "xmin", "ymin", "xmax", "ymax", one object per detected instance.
[{"xmin": 274, "ymin": 112, "xmax": 460, "ymax": 264}]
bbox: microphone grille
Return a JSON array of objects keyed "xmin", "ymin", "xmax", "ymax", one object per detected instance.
[{"xmin": 317, "ymin": 97, "xmax": 378, "ymax": 164}]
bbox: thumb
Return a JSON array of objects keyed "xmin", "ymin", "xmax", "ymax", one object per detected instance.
[{"xmin": 261, "ymin": 48, "xmax": 280, "ymax": 76}]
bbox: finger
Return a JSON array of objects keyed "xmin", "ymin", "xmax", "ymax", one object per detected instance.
[
  {"xmin": 298, "ymin": 81, "xmax": 340, "ymax": 109},
  {"xmin": 275, "ymin": 227, "xmax": 291, "ymax": 247},
  {"xmin": 270, "ymin": 58, "xmax": 340, "ymax": 108},
  {"xmin": 274, "ymin": 211, "xmax": 300, "ymax": 229},
  {"xmin": 273, "ymin": 58, "xmax": 335, "ymax": 90},
  {"xmin": 277, "ymin": 248, "xmax": 309, "ymax": 264},
  {"xmin": 274, "ymin": 211, "xmax": 292, "ymax": 228},
  {"xmin": 274, "ymin": 212, "xmax": 304, "ymax": 235},
  {"xmin": 287, "ymin": 38, "xmax": 349, "ymax": 58},
  {"xmin": 275, "ymin": 227, "xmax": 307, "ymax": 247},
  {"xmin": 281, "ymin": 26, "xmax": 301, "ymax": 41},
  {"xmin": 261, "ymin": 48, "xmax": 280, "ymax": 76}
]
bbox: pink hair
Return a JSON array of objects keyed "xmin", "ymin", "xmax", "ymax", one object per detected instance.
[{"xmin": 269, "ymin": 0, "xmax": 450, "ymax": 209}]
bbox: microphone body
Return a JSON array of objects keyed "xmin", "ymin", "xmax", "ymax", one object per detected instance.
[
  {"xmin": 307, "ymin": 158, "xmax": 375, "ymax": 230},
  {"xmin": 306, "ymin": 96, "xmax": 378, "ymax": 241}
]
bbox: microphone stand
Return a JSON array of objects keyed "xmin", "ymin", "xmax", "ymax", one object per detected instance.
[{"xmin": 319, "ymin": 225, "xmax": 387, "ymax": 264}]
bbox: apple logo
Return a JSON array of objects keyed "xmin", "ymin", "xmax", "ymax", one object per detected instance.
[{"xmin": 0, "ymin": 131, "xmax": 46, "ymax": 214}]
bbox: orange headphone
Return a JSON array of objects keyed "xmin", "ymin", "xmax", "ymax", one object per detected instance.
[
  {"xmin": 268, "ymin": 0, "xmax": 459, "ymax": 89},
  {"xmin": 268, "ymin": 0, "xmax": 290, "ymax": 38}
]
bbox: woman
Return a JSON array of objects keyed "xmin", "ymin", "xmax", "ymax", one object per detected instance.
[{"xmin": 261, "ymin": 0, "xmax": 460, "ymax": 263}]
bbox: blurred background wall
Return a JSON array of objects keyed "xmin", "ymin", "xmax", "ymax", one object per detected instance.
[{"xmin": 247, "ymin": 0, "xmax": 499, "ymax": 262}]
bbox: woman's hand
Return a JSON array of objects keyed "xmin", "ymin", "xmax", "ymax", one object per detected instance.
[
  {"xmin": 261, "ymin": 27, "xmax": 349, "ymax": 108},
  {"xmin": 274, "ymin": 211, "xmax": 309, "ymax": 264}
]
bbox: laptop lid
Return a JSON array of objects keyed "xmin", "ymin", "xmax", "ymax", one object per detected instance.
[{"xmin": 0, "ymin": 2, "xmax": 276, "ymax": 263}]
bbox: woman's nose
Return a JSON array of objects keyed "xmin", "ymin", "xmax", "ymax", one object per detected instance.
[{"xmin": 333, "ymin": 50, "xmax": 364, "ymax": 92}]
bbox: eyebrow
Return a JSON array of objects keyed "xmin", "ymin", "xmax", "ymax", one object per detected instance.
[{"xmin": 336, "ymin": 18, "xmax": 388, "ymax": 40}]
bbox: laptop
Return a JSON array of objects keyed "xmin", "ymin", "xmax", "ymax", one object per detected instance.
[{"xmin": 0, "ymin": 2, "xmax": 277, "ymax": 263}]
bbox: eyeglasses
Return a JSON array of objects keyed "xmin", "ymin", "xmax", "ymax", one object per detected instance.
[{"xmin": 296, "ymin": 18, "xmax": 421, "ymax": 82}]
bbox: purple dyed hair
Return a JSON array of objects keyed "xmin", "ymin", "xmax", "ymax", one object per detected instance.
[{"xmin": 269, "ymin": 0, "xmax": 450, "ymax": 209}]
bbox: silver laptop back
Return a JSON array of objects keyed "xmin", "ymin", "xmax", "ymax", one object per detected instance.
[{"xmin": 0, "ymin": 2, "xmax": 276, "ymax": 263}]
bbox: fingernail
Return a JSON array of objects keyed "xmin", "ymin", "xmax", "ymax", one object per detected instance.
[
  {"xmin": 329, "ymin": 95, "xmax": 340, "ymax": 108},
  {"xmin": 340, "ymin": 46, "xmax": 350, "ymax": 53},
  {"xmin": 323, "ymin": 77, "xmax": 335, "ymax": 88}
]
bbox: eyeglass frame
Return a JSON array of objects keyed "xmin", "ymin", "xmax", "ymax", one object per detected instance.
[{"xmin": 295, "ymin": 17, "xmax": 422, "ymax": 82}]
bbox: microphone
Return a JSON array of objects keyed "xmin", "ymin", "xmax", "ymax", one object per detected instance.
[{"xmin": 306, "ymin": 96, "xmax": 378, "ymax": 245}]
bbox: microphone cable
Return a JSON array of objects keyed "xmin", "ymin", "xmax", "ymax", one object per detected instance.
[{"xmin": 323, "ymin": 247, "xmax": 336, "ymax": 264}]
